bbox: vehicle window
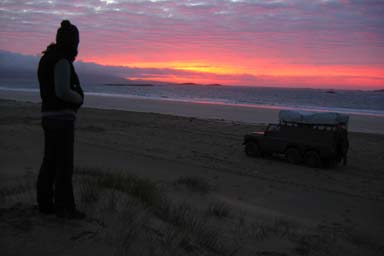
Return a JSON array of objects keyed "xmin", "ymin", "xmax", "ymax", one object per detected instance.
[{"xmin": 268, "ymin": 125, "xmax": 280, "ymax": 132}]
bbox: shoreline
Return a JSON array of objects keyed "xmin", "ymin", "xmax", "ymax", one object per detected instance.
[
  {"xmin": 1, "ymin": 88, "xmax": 384, "ymax": 135},
  {"xmin": 2, "ymin": 86, "xmax": 384, "ymax": 117}
]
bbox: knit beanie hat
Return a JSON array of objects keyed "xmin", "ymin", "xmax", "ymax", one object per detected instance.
[{"xmin": 56, "ymin": 20, "xmax": 79, "ymax": 47}]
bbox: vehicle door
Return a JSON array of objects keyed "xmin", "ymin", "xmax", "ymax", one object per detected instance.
[{"xmin": 262, "ymin": 124, "xmax": 284, "ymax": 153}]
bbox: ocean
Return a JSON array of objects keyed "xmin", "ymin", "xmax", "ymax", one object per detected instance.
[{"xmin": 1, "ymin": 81, "xmax": 383, "ymax": 117}]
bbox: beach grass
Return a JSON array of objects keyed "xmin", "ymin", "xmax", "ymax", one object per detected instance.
[
  {"xmin": 173, "ymin": 176, "xmax": 212, "ymax": 194},
  {"xmin": 1, "ymin": 167, "xmax": 383, "ymax": 255},
  {"xmin": 207, "ymin": 201, "xmax": 232, "ymax": 219}
]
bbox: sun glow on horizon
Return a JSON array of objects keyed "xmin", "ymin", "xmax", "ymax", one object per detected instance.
[{"xmin": 80, "ymin": 55, "xmax": 384, "ymax": 89}]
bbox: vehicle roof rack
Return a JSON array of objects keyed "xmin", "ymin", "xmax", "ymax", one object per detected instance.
[{"xmin": 278, "ymin": 110, "xmax": 349, "ymax": 126}]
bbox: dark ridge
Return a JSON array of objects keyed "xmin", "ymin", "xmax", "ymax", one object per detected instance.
[
  {"xmin": 104, "ymin": 83, "xmax": 154, "ymax": 87},
  {"xmin": 179, "ymin": 83, "xmax": 223, "ymax": 87},
  {"xmin": 179, "ymin": 83, "xmax": 197, "ymax": 86}
]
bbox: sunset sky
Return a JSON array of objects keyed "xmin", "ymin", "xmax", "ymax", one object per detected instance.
[{"xmin": 1, "ymin": 0, "xmax": 383, "ymax": 89}]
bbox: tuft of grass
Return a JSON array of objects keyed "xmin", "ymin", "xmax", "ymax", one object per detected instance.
[
  {"xmin": 113, "ymin": 204, "xmax": 150, "ymax": 255},
  {"xmin": 159, "ymin": 226, "xmax": 199, "ymax": 255},
  {"xmin": 152, "ymin": 199, "xmax": 224, "ymax": 254},
  {"xmin": 0, "ymin": 181, "xmax": 35, "ymax": 206},
  {"xmin": 154, "ymin": 199, "xmax": 192, "ymax": 227},
  {"xmin": 195, "ymin": 227, "xmax": 221, "ymax": 253},
  {"xmin": 247, "ymin": 222, "xmax": 269, "ymax": 241},
  {"xmin": 174, "ymin": 176, "xmax": 211, "ymax": 194},
  {"xmin": 75, "ymin": 167, "xmax": 163, "ymax": 209},
  {"xmin": 177, "ymin": 231, "xmax": 199, "ymax": 254},
  {"xmin": 105, "ymin": 190, "xmax": 120, "ymax": 212},
  {"xmin": 78, "ymin": 177, "xmax": 101, "ymax": 206},
  {"xmin": 207, "ymin": 201, "xmax": 232, "ymax": 219},
  {"xmin": 269, "ymin": 218, "xmax": 296, "ymax": 239},
  {"xmin": 128, "ymin": 178, "xmax": 161, "ymax": 207}
]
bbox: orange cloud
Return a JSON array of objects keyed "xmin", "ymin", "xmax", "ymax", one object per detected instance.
[{"xmin": 81, "ymin": 53, "xmax": 383, "ymax": 89}]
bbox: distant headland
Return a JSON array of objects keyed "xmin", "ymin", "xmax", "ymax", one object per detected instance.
[
  {"xmin": 179, "ymin": 83, "xmax": 223, "ymax": 87},
  {"xmin": 104, "ymin": 83, "xmax": 154, "ymax": 87},
  {"xmin": 104, "ymin": 82, "xmax": 223, "ymax": 87}
]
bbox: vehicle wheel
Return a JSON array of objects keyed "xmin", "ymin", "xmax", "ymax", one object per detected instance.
[
  {"xmin": 323, "ymin": 158, "xmax": 337, "ymax": 169},
  {"xmin": 285, "ymin": 147, "xmax": 303, "ymax": 164},
  {"xmin": 245, "ymin": 141, "xmax": 261, "ymax": 157},
  {"xmin": 304, "ymin": 150, "xmax": 321, "ymax": 168}
]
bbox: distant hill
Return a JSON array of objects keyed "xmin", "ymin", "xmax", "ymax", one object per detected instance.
[
  {"xmin": 0, "ymin": 50, "xmax": 129, "ymax": 85},
  {"xmin": 179, "ymin": 82, "xmax": 222, "ymax": 87},
  {"xmin": 105, "ymin": 83, "xmax": 154, "ymax": 87}
]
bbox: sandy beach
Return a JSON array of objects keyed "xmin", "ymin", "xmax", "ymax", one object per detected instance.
[{"xmin": 1, "ymin": 97, "xmax": 384, "ymax": 255}]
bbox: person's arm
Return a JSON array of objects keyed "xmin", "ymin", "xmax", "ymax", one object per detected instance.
[{"xmin": 54, "ymin": 59, "xmax": 83, "ymax": 105}]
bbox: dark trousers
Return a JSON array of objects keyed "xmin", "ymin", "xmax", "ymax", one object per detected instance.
[{"xmin": 37, "ymin": 117, "xmax": 76, "ymax": 211}]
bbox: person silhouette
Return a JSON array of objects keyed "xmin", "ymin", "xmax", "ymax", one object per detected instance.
[{"xmin": 37, "ymin": 20, "xmax": 85, "ymax": 219}]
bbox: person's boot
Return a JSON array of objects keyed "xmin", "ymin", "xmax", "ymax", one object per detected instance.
[
  {"xmin": 56, "ymin": 208, "xmax": 86, "ymax": 220},
  {"xmin": 38, "ymin": 205, "xmax": 55, "ymax": 215}
]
